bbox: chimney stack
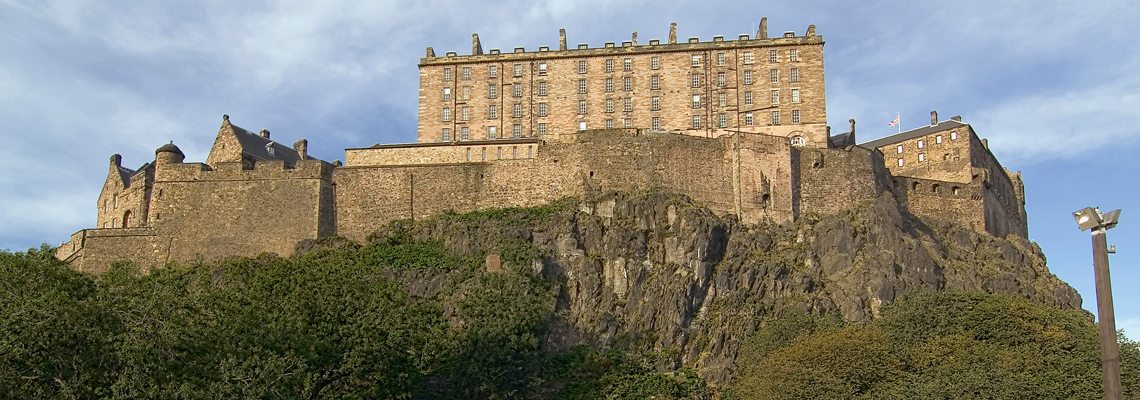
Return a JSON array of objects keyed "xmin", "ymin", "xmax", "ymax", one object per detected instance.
[
  {"xmin": 758, "ymin": 17, "xmax": 768, "ymax": 39},
  {"xmin": 982, "ymin": 138, "xmax": 988, "ymax": 148},
  {"xmin": 931, "ymin": 111, "xmax": 939, "ymax": 126},
  {"xmin": 632, "ymin": 31, "xmax": 638, "ymax": 45},
  {"xmin": 559, "ymin": 29, "xmax": 567, "ymax": 51},
  {"xmin": 259, "ymin": 129, "xmax": 270, "ymax": 139},
  {"xmin": 426, "ymin": 46, "xmax": 435, "ymax": 57},
  {"xmin": 110, "ymin": 153, "xmax": 122, "ymax": 167},
  {"xmin": 293, "ymin": 139, "xmax": 308, "ymax": 159},
  {"xmin": 951, "ymin": 115, "xmax": 962, "ymax": 122},
  {"xmin": 669, "ymin": 22, "xmax": 677, "ymax": 44},
  {"xmin": 807, "ymin": 24, "xmax": 816, "ymax": 36},
  {"xmin": 472, "ymin": 33, "xmax": 483, "ymax": 56},
  {"xmin": 849, "ymin": 118, "xmax": 856, "ymax": 135}
]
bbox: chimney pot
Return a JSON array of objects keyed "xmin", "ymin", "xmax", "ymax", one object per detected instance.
[
  {"xmin": 293, "ymin": 139, "xmax": 308, "ymax": 159},
  {"xmin": 849, "ymin": 118, "xmax": 856, "ymax": 135},
  {"xmin": 807, "ymin": 24, "xmax": 816, "ymax": 36},
  {"xmin": 951, "ymin": 115, "xmax": 962, "ymax": 122},
  {"xmin": 426, "ymin": 46, "xmax": 435, "ymax": 57},
  {"xmin": 632, "ymin": 31, "xmax": 638, "ymax": 45},
  {"xmin": 931, "ymin": 111, "xmax": 939, "ymax": 126}
]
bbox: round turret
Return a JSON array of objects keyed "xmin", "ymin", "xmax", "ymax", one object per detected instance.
[{"xmin": 155, "ymin": 142, "xmax": 185, "ymax": 164}]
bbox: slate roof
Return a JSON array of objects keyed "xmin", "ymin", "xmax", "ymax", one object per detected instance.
[
  {"xmin": 859, "ymin": 119, "xmax": 968, "ymax": 149},
  {"xmin": 230, "ymin": 124, "xmax": 310, "ymax": 164},
  {"xmin": 827, "ymin": 131, "xmax": 856, "ymax": 148}
]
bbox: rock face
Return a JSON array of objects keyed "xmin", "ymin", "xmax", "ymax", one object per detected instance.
[{"xmin": 389, "ymin": 190, "xmax": 1081, "ymax": 385}]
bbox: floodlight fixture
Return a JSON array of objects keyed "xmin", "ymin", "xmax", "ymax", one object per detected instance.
[
  {"xmin": 1102, "ymin": 209, "xmax": 1122, "ymax": 230},
  {"xmin": 1072, "ymin": 205, "xmax": 1124, "ymax": 399},
  {"xmin": 1073, "ymin": 207, "xmax": 1102, "ymax": 231}
]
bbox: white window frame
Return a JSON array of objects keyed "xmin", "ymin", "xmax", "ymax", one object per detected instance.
[
  {"xmin": 651, "ymin": 96, "xmax": 660, "ymax": 111},
  {"xmin": 744, "ymin": 91, "xmax": 753, "ymax": 105},
  {"xmin": 691, "ymin": 54, "xmax": 701, "ymax": 67},
  {"xmin": 623, "ymin": 58, "xmax": 632, "ymax": 72},
  {"xmin": 578, "ymin": 60, "xmax": 587, "ymax": 74},
  {"xmin": 692, "ymin": 94, "xmax": 701, "ymax": 108},
  {"xmin": 650, "ymin": 56, "xmax": 660, "ymax": 70}
]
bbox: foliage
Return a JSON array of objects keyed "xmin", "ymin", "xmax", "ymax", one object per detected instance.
[
  {"xmin": 546, "ymin": 347, "xmax": 708, "ymax": 400},
  {"xmin": 731, "ymin": 290, "xmax": 1131, "ymax": 400}
]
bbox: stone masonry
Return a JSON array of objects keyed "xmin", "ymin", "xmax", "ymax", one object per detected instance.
[{"xmin": 56, "ymin": 21, "xmax": 1029, "ymax": 273}]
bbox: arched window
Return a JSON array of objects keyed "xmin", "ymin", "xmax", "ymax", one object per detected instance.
[
  {"xmin": 790, "ymin": 136, "xmax": 805, "ymax": 146},
  {"xmin": 911, "ymin": 182, "xmax": 920, "ymax": 191},
  {"xmin": 761, "ymin": 194, "xmax": 771, "ymax": 208},
  {"xmin": 122, "ymin": 210, "xmax": 131, "ymax": 228},
  {"xmin": 952, "ymin": 186, "xmax": 961, "ymax": 195},
  {"xmin": 932, "ymin": 184, "xmax": 941, "ymax": 193}
]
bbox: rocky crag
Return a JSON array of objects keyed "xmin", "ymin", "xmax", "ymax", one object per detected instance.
[{"xmin": 322, "ymin": 190, "xmax": 1080, "ymax": 386}]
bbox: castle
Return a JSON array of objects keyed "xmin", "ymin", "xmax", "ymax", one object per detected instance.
[{"xmin": 56, "ymin": 21, "xmax": 1028, "ymax": 274}]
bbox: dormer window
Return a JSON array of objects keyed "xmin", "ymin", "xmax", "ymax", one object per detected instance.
[{"xmin": 266, "ymin": 143, "xmax": 275, "ymax": 156}]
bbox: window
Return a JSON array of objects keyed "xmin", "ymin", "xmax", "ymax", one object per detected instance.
[
  {"xmin": 513, "ymin": 124, "xmax": 521, "ymax": 138},
  {"xmin": 792, "ymin": 110, "xmax": 801, "ymax": 124},
  {"xmin": 770, "ymin": 90, "xmax": 779, "ymax": 104},
  {"xmin": 623, "ymin": 118, "xmax": 632, "ymax": 128},
  {"xmin": 605, "ymin": 59, "xmax": 614, "ymax": 73},
  {"xmin": 513, "ymin": 146, "xmax": 517, "ymax": 158},
  {"xmin": 622, "ymin": 76, "xmax": 632, "ymax": 91},
  {"xmin": 528, "ymin": 147, "xmax": 533, "ymax": 157},
  {"xmin": 771, "ymin": 111, "xmax": 780, "ymax": 125},
  {"xmin": 537, "ymin": 81, "xmax": 547, "ymax": 96},
  {"xmin": 744, "ymin": 70, "xmax": 753, "ymax": 85},
  {"xmin": 718, "ymin": 93, "xmax": 726, "ymax": 107},
  {"xmin": 717, "ymin": 52, "xmax": 725, "ymax": 66},
  {"xmin": 442, "ymin": 88, "xmax": 451, "ymax": 101},
  {"xmin": 744, "ymin": 113, "xmax": 754, "ymax": 126},
  {"xmin": 691, "ymin": 115, "xmax": 702, "ymax": 129},
  {"xmin": 918, "ymin": 153, "xmax": 926, "ymax": 162},
  {"xmin": 898, "ymin": 158, "xmax": 904, "ymax": 167},
  {"xmin": 691, "ymin": 73, "xmax": 701, "ymax": 88},
  {"xmin": 743, "ymin": 51, "xmax": 753, "ymax": 64},
  {"xmin": 691, "ymin": 54, "xmax": 701, "ymax": 67},
  {"xmin": 578, "ymin": 60, "xmax": 587, "ymax": 74},
  {"xmin": 718, "ymin": 113, "xmax": 727, "ymax": 128},
  {"xmin": 918, "ymin": 140, "xmax": 925, "ymax": 148},
  {"xmin": 649, "ymin": 95, "xmax": 661, "ymax": 111},
  {"xmin": 936, "ymin": 135, "xmax": 943, "ymax": 143},
  {"xmin": 623, "ymin": 97, "xmax": 632, "ymax": 112},
  {"xmin": 487, "ymin": 104, "xmax": 497, "ymax": 119},
  {"xmin": 791, "ymin": 88, "xmax": 800, "ymax": 103},
  {"xmin": 442, "ymin": 128, "xmax": 451, "ymax": 141},
  {"xmin": 578, "ymin": 121, "xmax": 587, "ymax": 131},
  {"xmin": 578, "ymin": 100, "xmax": 587, "ymax": 114},
  {"xmin": 461, "ymin": 127, "xmax": 470, "ymax": 140},
  {"xmin": 461, "ymin": 106, "xmax": 470, "ymax": 121},
  {"xmin": 897, "ymin": 145, "xmax": 904, "ymax": 154},
  {"xmin": 442, "ymin": 107, "xmax": 452, "ymax": 121},
  {"xmin": 791, "ymin": 136, "xmax": 805, "ymax": 146},
  {"xmin": 578, "ymin": 79, "xmax": 587, "ymax": 94},
  {"xmin": 744, "ymin": 91, "xmax": 753, "ymax": 105},
  {"xmin": 482, "ymin": 148, "xmax": 486, "ymax": 160},
  {"xmin": 605, "ymin": 98, "xmax": 614, "ymax": 113},
  {"xmin": 692, "ymin": 94, "xmax": 701, "ymax": 108},
  {"xmin": 605, "ymin": 119, "xmax": 614, "ymax": 129},
  {"xmin": 462, "ymin": 67, "xmax": 471, "ymax": 80},
  {"xmin": 651, "ymin": 116, "xmax": 661, "ymax": 130},
  {"xmin": 538, "ymin": 103, "xmax": 548, "ymax": 117},
  {"xmin": 623, "ymin": 58, "xmax": 632, "ymax": 71},
  {"xmin": 789, "ymin": 49, "xmax": 798, "ymax": 62},
  {"xmin": 951, "ymin": 131, "xmax": 958, "ymax": 140},
  {"xmin": 488, "ymin": 65, "xmax": 497, "ymax": 78},
  {"xmin": 790, "ymin": 68, "xmax": 799, "ymax": 82},
  {"xmin": 513, "ymin": 103, "xmax": 522, "ymax": 118},
  {"xmin": 538, "ymin": 123, "xmax": 547, "ymax": 135},
  {"xmin": 605, "ymin": 78, "xmax": 614, "ymax": 92},
  {"xmin": 488, "ymin": 126, "xmax": 497, "ymax": 139},
  {"xmin": 650, "ymin": 75, "xmax": 660, "ymax": 90},
  {"xmin": 488, "ymin": 84, "xmax": 497, "ymax": 99},
  {"xmin": 444, "ymin": 67, "xmax": 452, "ymax": 81},
  {"xmin": 651, "ymin": 56, "xmax": 660, "ymax": 69},
  {"xmin": 513, "ymin": 64, "xmax": 522, "ymax": 77},
  {"xmin": 770, "ymin": 69, "xmax": 779, "ymax": 83},
  {"xmin": 538, "ymin": 63, "xmax": 547, "ymax": 75},
  {"xmin": 769, "ymin": 50, "xmax": 778, "ymax": 63},
  {"xmin": 717, "ymin": 72, "xmax": 726, "ymax": 87},
  {"xmin": 461, "ymin": 86, "xmax": 471, "ymax": 100},
  {"xmin": 512, "ymin": 83, "xmax": 522, "ymax": 97}
]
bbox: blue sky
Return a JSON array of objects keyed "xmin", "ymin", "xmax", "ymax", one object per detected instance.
[{"xmin": 2, "ymin": 0, "xmax": 1138, "ymax": 335}]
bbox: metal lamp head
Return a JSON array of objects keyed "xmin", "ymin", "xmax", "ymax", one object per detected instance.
[
  {"xmin": 1102, "ymin": 209, "xmax": 1122, "ymax": 230},
  {"xmin": 1073, "ymin": 207, "xmax": 1102, "ymax": 231}
]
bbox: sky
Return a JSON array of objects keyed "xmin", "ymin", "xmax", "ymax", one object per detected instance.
[{"xmin": 2, "ymin": 0, "xmax": 1138, "ymax": 335}]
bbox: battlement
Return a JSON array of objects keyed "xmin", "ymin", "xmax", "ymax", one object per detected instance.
[
  {"xmin": 157, "ymin": 159, "xmax": 334, "ymax": 182},
  {"xmin": 421, "ymin": 25, "xmax": 822, "ymax": 66},
  {"xmin": 346, "ymin": 138, "xmax": 541, "ymax": 166}
]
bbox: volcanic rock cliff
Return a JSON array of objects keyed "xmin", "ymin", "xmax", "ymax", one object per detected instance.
[{"xmin": 328, "ymin": 190, "xmax": 1080, "ymax": 385}]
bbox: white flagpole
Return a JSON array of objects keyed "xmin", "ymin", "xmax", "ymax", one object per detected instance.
[{"xmin": 897, "ymin": 112, "xmax": 901, "ymax": 134}]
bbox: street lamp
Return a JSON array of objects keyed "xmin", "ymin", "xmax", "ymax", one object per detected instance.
[{"xmin": 1073, "ymin": 206, "xmax": 1123, "ymax": 400}]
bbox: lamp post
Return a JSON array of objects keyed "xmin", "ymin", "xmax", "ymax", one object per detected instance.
[{"xmin": 1073, "ymin": 207, "xmax": 1123, "ymax": 400}]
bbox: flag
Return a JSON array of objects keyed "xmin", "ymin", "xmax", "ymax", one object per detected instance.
[{"xmin": 888, "ymin": 115, "xmax": 899, "ymax": 128}]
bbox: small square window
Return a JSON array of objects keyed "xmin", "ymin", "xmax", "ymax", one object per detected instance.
[
  {"xmin": 691, "ymin": 115, "xmax": 702, "ymax": 129},
  {"xmin": 898, "ymin": 158, "xmax": 905, "ymax": 166},
  {"xmin": 918, "ymin": 153, "xmax": 926, "ymax": 162},
  {"xmin": 605, "ymin": 119, "xmax": 614, "ymax": 129},
  {"xmin": 623, "ymin": 118, "xmax": 632, "ymax": 128},
  {"xmin": 936, "ymin": 135, "xmax": 943, "ymax": 143},
  {"xmin": 897, "ymin": 145, "xmax": 904, "ymax": 154},
  {"xmin": 951, "ymin": 131, "xmax": 958, "ymax": 140},
  {"xmin": 538, "ymin": 63, "xmax": 547, "ymax": 75},
  {"xmin": 918, "ymin": 140, "xmax": 925, "ymax": 148},
  {"xmin": 578, "ymin": 121, "xmax": 587, "ymax": 131}
]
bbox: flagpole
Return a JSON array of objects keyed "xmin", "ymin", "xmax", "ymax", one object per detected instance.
[{"xmin": 897, "ymin": 112, "xmax": 901, "ymax": 134}]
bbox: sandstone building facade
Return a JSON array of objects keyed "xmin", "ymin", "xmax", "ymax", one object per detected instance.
[{"xmin": 57, "ymin": 21, "xmax": 1027, "ymax": 274}]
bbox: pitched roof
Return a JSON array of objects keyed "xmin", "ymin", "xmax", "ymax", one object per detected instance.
[
  {"xmin": 859, "ymin": 120, "xmax": 968, "ymax": 149},
  {"xmin": 229, "ymin": 124, "xmax": 311, "ymax": 164},
  {"xmin": 827, "ymin": 131, "xmax": 856, "ymax": 148}
]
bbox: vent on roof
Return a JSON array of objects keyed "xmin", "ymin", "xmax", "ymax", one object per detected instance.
[
  {"xmin": 578, "ymin": 43, "xmax": 588, "ymax": 49},
  {"xmin": 539, "ymin": 46, "xmax": 549, "ymax": 51},
  {"xmin": 739, "ymin": 34, "xmax": 749, "ymax": 40},
  {"xmin": 649, "ymin": 39, "xmax": 660, "ymax": 45},
  {"xmin": 688, "ymin": 37, "xmax": 699, "ymax": 43},
  {"xmin": 489, "ymin": 49, "xmax": 500, "ymax": 54},
  {"xmin": 605, "ymin": 42, "xmax": 615, "ymax": 48},
  {"xmin": 784, "ymin": 31, "xmax": 795, "ymax": 38},
  {"xmin": 446, "ymin": 51, "xmax": 457, "ymax": 57},
  {"xmin": 622, "ymin": 41, "xmax": 632, "ymax": 47},
  {"xmin": 514, "ymin": 47, "xmax": 524, "ymax": 53},
  {"xmin": 713, "ymin": 35, "xmax": 724, "ymax": 42}
]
